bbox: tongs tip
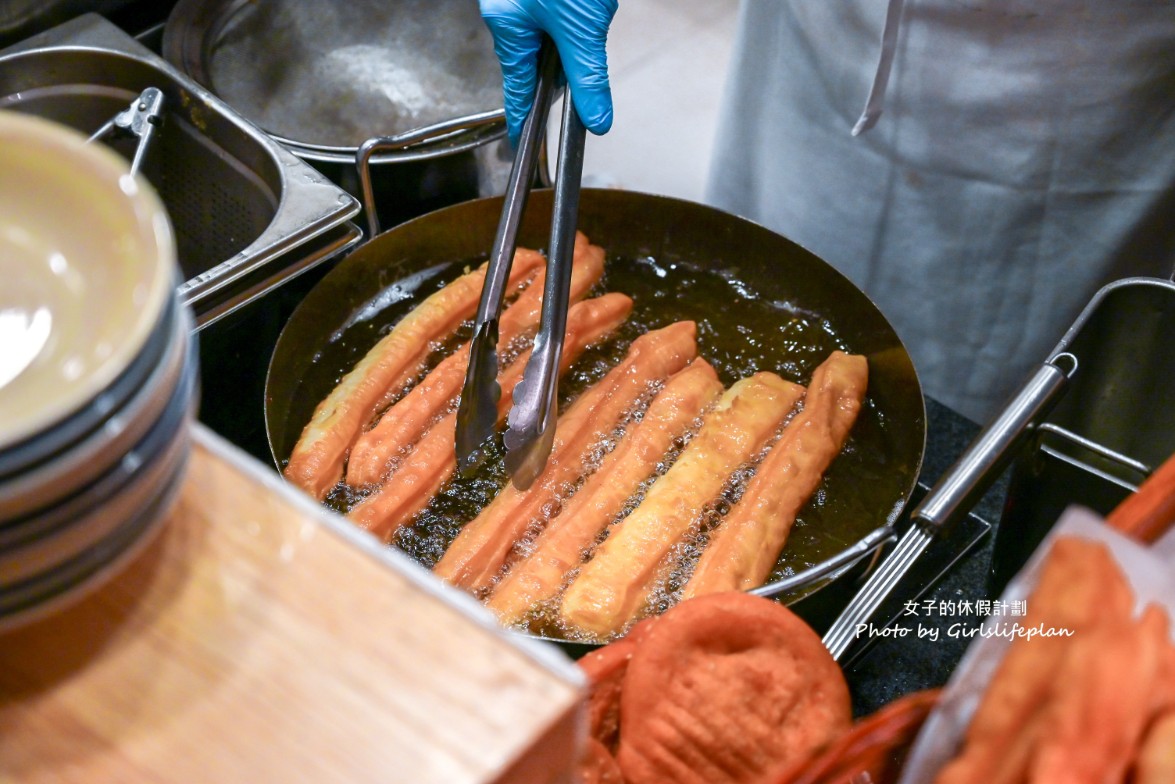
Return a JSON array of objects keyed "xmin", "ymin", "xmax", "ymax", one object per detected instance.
[
  {"xmin": 503, "ymin": 421, "xmax": 554, "ymax": 491},
  {"xmin": 455, "ymin": 326, "xmax": 503, "ymax": 474}
]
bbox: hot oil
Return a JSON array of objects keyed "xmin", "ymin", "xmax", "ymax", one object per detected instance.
[
  {"xmin": 306, "ymin": 252, "xmax": 908, "ymax": 643},
  {"xmin": 281, "ymin": 260, "xmax": 477, "ymax": 476}
]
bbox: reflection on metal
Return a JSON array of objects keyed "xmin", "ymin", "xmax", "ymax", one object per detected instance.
[{"xmin": 0, "ymin": 15, "xmax": 360, "ymax": 322}]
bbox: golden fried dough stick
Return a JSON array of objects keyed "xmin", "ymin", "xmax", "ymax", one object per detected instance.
[
  {"xmin": 682, "ymin": 351, "xmax": 867, "ymax": 598},
  {"xmin": 1025, "ymin": 605, "xmax": 1171, "ymax": 784},
  {"xmin": 615, "ymin": 592, "xmax": 851, "ymax": 784},
  {"xmin": 559, "ymin": 372, "xmax": 805, "ymax": 637},
  {"xmin": 284, "ymin": 248, "xmax": 546, "ymax": 500},
  {"xmin": 347, "ymin": 293, "xmax": 633, "ymax": 541},
  {"xmin": 933, "ymin": 537, "xmax": 1136, "ymax": 784},
  {"xmin": 1135, "ymin": 710, "xmax": 1175, "ymax": 784},
  {"xmin": 487, "ymin": 360, "xmax": 724, "ymax": 624},
  {"xmin": 344, "ymin": 239, "xmax": 606, "ymax": 485},
  {"xmin": 434, "ymin": 321, "xmax": 700, "ymax": 592}
]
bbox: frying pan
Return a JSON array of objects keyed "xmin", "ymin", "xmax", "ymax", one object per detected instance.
[{"xmin": 265, "ymin": 189, "xmax": 927, "ymax": 641}]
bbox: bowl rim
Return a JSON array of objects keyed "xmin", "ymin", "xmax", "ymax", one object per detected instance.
[{"xmin": 0, "ymin": 110, "xmax": 176, "ymax": 451}]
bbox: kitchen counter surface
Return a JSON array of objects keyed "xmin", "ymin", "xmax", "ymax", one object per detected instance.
[
  {"xmin": 0, "ymin": 394, "xmax": 1006, "ymax": 784},
  {"xmin": 0, "ymin": 425, "xmax": 584, "ymax": 784}
]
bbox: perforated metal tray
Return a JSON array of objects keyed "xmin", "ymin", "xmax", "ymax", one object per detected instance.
[{"xmin": 0, "ymin": 14, "xmax": 361, "ymax": 327}]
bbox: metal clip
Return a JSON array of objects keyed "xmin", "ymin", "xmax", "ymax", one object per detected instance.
[{"xmin": 88, "ymin": 87, "xmax": 165, "ymax": 176}]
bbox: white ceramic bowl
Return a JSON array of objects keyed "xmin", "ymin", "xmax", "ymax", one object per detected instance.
[
  {"xmin": 0, "ymin": 371, "xmax": 193, "ymax": 588},
  {"xmin": 0, "ymin": 110, "xmax": 175, "ymax": 450},
  {"xmin": 0, "ymin": 301, "xmax": 190, "ymax": 522},
  {"xmin": 0, "ymin": 420, "xmax": 192, "ymax": 630}
]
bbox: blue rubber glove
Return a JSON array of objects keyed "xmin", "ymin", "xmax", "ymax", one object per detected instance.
[{"xmin": 480, "ymin": 0, "xmax": 618, "ymax": 145}]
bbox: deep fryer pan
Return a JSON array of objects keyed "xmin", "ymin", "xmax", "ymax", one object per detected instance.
[{"xmin": 265, "ymin": 188, "xmax": 928, "ymax": 638}]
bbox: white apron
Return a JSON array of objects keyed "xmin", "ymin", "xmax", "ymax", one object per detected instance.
[{"xmin": 707, "ymin": 0, "xmax": 1175, "ymax": 423}]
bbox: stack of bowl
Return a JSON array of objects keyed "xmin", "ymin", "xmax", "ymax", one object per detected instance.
[{"xmin": 0, "ymin": 110, "xmax": 198, "ymax": 630}]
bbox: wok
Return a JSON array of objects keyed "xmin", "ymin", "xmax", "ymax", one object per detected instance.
[{"xmin": 265, "ymin": 189, "xmax": 927, "ymax": 639}]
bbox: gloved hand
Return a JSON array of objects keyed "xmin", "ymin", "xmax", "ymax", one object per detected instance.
[{"xmin": 480, "ymin": 0, "xmax": 618, "ymax": 145}]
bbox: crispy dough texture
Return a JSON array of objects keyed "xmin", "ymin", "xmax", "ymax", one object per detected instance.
[
  {"xmin": 345, "ymin": 237, "xmax": 606, "ymax": 486},
  {"xmin": 578, "ymin": 738, "xmax": 624, "ymax": 784},
  {"xmin": 765, "ymin": 689, "xmax": 940, "ymax": 784},
  {"xmin": 347, "ymin": 293, "xmax": 632, "ymax": 541},
  {"xmin": 487, "ymin": 359, "xmax": 723, "ymax": 624},
  {"xmin": 933, "ymin": 537, "xmax": 1154, "ymax": 784},
  {"xmin": 683, "ymin": 351, "xmax": 866, "ymax": 598},
  {"xmin": 1025, "ymin": 605, "xmax": 1170, "ymax": 784},
  {"xmin": 615, "ymin": 592, "xmax": 851, "ymax": 784},
  {"xmin": 578, "ymin": 617, "xmax": 659, "ymax": 752},
  {"xmin": 284, "ymin": 248, "xmax": 545, "ymax": 500},
  {"xmin": 559, "ymin": 373, "xmax": 805, "ymax": 638},
  {"xmin": 434, "ymin": 320, "xmax": 698, "ymax": 591},
  {"xmin": 1135, "ymin": 710, "xmax": 1175, "ymax": 784}
]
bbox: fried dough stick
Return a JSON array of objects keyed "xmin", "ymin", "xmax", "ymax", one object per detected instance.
[
  {"xmin": 347, "ymin": 293, "xmax": 633, "ymax": 541},
  {"xmin": 434, "ymin": 321, "xmax": 700, "ymax": 592},
  {"xmin": 1135, "ymin": 710, "xmax": 1175, "ymax": 784},
  {"xmin": 345, "ymin": 238, "xmax": 606, "ymax": 485},
  {"xmin": 682, "ymin": 351, "xmax": 867, "ymax": 598},
  {"xmin": 285, "ymin": 248, "xmax": 545, "ymax": 499},
  {"xmin": 560, "ymin": 372, "xmax": 805, "ymax": 638},
  {"xmin": 1025, "ymin": 605, "xmax": 1171, "ymax": 784},
  {"xmin": 487, "ymin": 360, "xmax": 724, "ymax": 624},
  {"xmin": 933, "ymin": 537, "xmax": 1136, "ymax": 784}
]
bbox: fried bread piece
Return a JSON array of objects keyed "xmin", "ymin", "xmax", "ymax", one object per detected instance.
[
  {"xmin": 1134, "ymin": 710, "xmax": 1175, "ymax": 784},
  {"xmin": 487, "ymin": 359, "xmax": 724, "ymax": 624},
  {"xmin": 559, "ymin": 373, "xmax": 805, "ymax": 637},
  {"xmin": 578, "ymin": 738, "xmax": 624, "ymax": 784},
  {"xmin": 1025, "ymin": 605, "xmax": 1171, "ymax": 784},
  {"xmin": 347, "ymin": 293, "xmax": 632, "ymax": 541},
  {"xmin": 284, "ymin": 248, "xmax": 545, "ymax": 499},
  {"xmin": 345, "ymin": 236, "xmax": 605, "ymax": 486},
  {"xmin": 764, "ymin": 690, "xmax": 940, "ymax": 784},
  {"xmin": 578, "ymin": 617, "xmax": 659, "ymax": 752},
  {"xmin": 933, "ymin": 537, "xmax": 1137, "ymax": 784},
  {"xmin": 575, "ymin": 619, "xmax": 661, "ymax": 784},
  {"xmin": 434, "ymin": 321, "xmax": 699, "ymax": 592},
  {"xmin": 615, "ymin": 592, "xmax": 851, "ymax": 784},
  {"xmin": 684, "ymin": 351, "xmax": 867, "ymax": 597}
]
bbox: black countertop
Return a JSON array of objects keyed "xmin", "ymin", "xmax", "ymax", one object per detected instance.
[{"xmin": 840, "ymin": 397, "xmax": 1011, "ymax": 716}]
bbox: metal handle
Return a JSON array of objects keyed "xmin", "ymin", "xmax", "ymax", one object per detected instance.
[
  {"xmin": 454, "ymin": 41, "xmax": 562, "ymax": 470},
  {"xmin": 474, "ymin": 44, "xmax": 561, "ymax": 331},
  {"xmin": 823, "ymin": 525, "xmax": 935, "ymax": 661},
  {"xmin": 529, "ymin": 94, "xmax": 588, "ymax": 385},
  {"xmin": 822, "ymin": 353, "xmax": 1077, "ymax": 662},
  {"xmin": 356, "ymin": 109, "xmax": 506, "ymax": 237},
  {"xmin": 752, "ymin": 524, "xmax": 897, "ymax": 599},
  {"xmin": 911, "ymin": 353, "xmax": 1077, "ymax": 533},
  {"xmin": 502, "ymin": 80, "xmax": 588, "ymax": 489}
]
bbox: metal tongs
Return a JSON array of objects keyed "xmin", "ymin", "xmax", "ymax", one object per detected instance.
[
  {"xmin": 87, "ymin": 87, "xmax": 165, "ymax": 177},
  {"xmin": 455, "ymin": 39, "xmax": 587, "ymax": 489}
]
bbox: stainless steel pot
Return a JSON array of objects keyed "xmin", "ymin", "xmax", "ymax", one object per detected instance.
[
  {"xmin": 162, "ymin": 0, "xmax": 512, "ymax": 230},
  {"xmin": 990, "ymin": 276, "xmax": 1175, "ymax": 592}
]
